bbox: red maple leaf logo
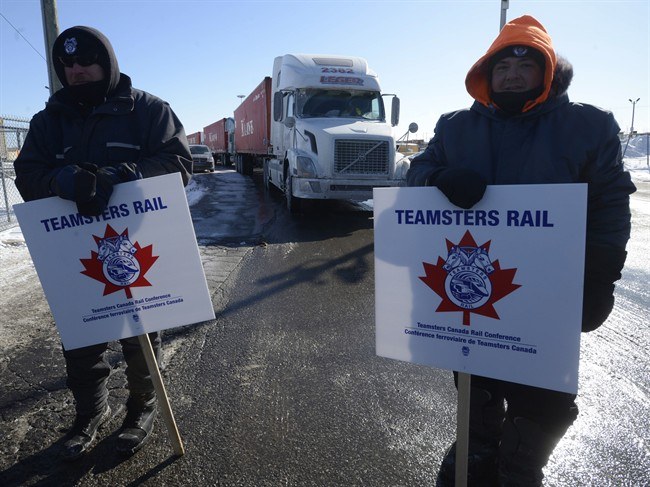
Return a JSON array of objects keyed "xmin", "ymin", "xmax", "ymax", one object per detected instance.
[
  {"xmin": 80, "ymin": 224, "xmax": 158, "ymax": 299},
  {"xmin": 419, "ymin": 230, "xmax": 521, "ymax": 326}
]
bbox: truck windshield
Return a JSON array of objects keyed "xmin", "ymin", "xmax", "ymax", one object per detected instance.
[{"xmin": 297, "ymin": 89, "xmax": 385, "ymax": 121}]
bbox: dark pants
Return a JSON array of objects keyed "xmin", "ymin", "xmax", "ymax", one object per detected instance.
[
  {"xmin": 63, "ymin": 332, "xmax": 160, "ymax": 415},
  {"xmin": 461, "ymin": 374, "xmax": 579, "ymax": 435},
  {"xmin": 454, "ymin": 372, "xmax": 578, "ymax": 437}
]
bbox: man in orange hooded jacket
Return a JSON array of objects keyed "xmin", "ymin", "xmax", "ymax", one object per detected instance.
[{"xmin": 407, "ymin": 15, "xmax": 635, "ymax": 486}]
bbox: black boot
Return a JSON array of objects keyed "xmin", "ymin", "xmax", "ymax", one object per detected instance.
[
  {"xmin": 62, "ymin": 404, "xmax": 111, "ymax": 461},
  {"xmin": 438, "ymin": 388, "xmax": 505, "ymax": 486},
  {"xmin": 498, "ymin": 417, "xmax": 563, "ymax": 486},
  {"xmin": 438, "ymin": 438, "xmax": 501, "ymax": 487},
  {"xmin": 117, "ymin": 393, "xmax": 157, "ymax": 455}
]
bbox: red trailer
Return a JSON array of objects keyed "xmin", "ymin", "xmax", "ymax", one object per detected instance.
[
  {"xmin": 204, "ymin": 118, "xmax": 234, "ymax": 166},
  {"xmin": 186, "ymin": 131, "xmax": 202, "ymax": 145},
  {"xmin": 233, "ymin": 77, "xmax": 272, "ymax": 175}
]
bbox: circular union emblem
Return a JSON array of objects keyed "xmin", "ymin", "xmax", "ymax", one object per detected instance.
[
  {"xmin": 445, "ymin": 265, "xmax": 492, "ymax": 309},
  {"xmin": 513, "ymin": 46, "xmax": 528, "ymax": 57},
  {"xmin": 103, "ymin": 251, "xmax": 141, "ymax": 286},
  {"xmin": 64, "ymin": 37, "xmax": 77, "ymax": 54}
]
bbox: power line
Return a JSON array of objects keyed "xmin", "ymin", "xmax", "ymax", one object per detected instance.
[{"xmin": 0, "ymin": 11, "xmax": 46, "ymax": 62}]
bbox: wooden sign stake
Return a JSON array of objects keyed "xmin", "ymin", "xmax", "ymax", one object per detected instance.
[
  {"xmin": 455, "ymin": 372, "xmax": 471, "ymax": 487},
  {"xmin": 138, "ymin": 333, "xmax": 185, "ymax": 457}
]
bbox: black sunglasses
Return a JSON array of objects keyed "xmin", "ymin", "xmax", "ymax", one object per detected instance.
[{"xmin": 58, "ymin": 53, "xmax": 98, "ymax": 68}]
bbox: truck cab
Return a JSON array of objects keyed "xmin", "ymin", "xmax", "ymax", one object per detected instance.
[{"xmin": 267, "ymin": 54, "xmax": 408, "ymax": 212}]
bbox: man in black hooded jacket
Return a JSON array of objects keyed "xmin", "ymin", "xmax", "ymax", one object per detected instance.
[
  {"xmin": 407, "ymin": 15, "xmax": 635, "ymax": 487},
  {"xmin": 14, "ymin": 26, "xmax": 192, "ymax": 460}
]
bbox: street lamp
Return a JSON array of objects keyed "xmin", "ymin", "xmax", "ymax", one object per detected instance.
[
  {"xmin": 237, "ymin": 95, "xmax": 245, "ymax": 105},
  {"xmin": 629, "ymin": 97, "xmax": 640, "ymax": 134}
]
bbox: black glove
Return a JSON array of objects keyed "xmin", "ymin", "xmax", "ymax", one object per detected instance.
[
  {"xmin": 98, "ymin": 162, "xmax": 140, "ymax": 183},
  {"xmin": 76, "ymin": 171, "xmax": 114, "ymax": 216},
  {"xmin": 582, "ymin": 245, "xmax": 627, "ymax": 332},
  {"xmin": 75, "ymin": 163, "xmax": 139, "ymax": 216},
  {"xmin": 428, "ymin": 168, "xmax": 487, "ymax": 209},
  {"xmin": 49, "ymin": 164, "xmax": 97, "ymax": 202}
]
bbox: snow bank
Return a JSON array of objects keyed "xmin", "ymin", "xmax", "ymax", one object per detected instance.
[
  {"xmin": 622, "ymin": 134, "xmax": 650, "ymax": 158},
  {"xmin": 626, "ymin": 156, "xmax": 650, "ymax": 182},
  {"xmin": 623, "ymin": 134, "xmax": 650, "ymax": 182},
  {"xmin": 184, "ymin": 178, "xmax": 205, "ymax": 206}
]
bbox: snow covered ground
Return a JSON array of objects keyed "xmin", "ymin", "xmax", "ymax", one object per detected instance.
[{"xmin": 623, "ymin": 133, "xmax": 650, "ymax": 183}]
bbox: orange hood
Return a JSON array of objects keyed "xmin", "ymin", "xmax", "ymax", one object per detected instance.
[{"xmin": 465, "ymin": 15, "xmax": 557, "ymax": 112}]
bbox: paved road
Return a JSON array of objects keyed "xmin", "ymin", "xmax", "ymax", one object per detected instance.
[
  {"xmin": 0, "ymin": 169, "xmax": 266, "ymax": 486},
  {"xmin": 1, "ymin": 170, "xmax": 648, "ymax": 486}
]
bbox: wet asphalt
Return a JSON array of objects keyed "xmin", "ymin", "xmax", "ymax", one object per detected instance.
[{"xmin": 0, "ymin": 168, "xmax": 648, "ymax": 486}]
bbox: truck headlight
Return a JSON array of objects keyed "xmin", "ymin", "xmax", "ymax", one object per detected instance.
[{"xmin": 296, "ymin": 156, "xmax": 317, "ymax": 178}]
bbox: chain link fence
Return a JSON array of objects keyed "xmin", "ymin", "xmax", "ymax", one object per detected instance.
[{"xmin": 1, "ymin": 116, "xmax": 29, "ymax": 233}]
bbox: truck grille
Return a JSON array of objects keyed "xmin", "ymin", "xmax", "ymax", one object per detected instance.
[{"xmin": 334, "ymin": 140, "xmax": 389, "ymax": 175}]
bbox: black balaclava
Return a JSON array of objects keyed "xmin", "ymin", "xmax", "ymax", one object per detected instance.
[
  {"xmin": 491, "ymin": 86, "xmax": 544, "ymax": 114},
  {"xmin": 489, "ymin": 45, "xmax": 545, "ymax": 114},
  {"xmin": 52, "ymin": 26, "xmax": 121, "ymax": 108}
]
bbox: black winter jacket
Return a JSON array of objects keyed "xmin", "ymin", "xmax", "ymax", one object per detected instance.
[
  {"xmin": 406, "ymin": 59, "xmax": 635, "ymax": 249},
  {"xmin": 14, "ymin": 74, "xmax": 192, "ymax": 202}
]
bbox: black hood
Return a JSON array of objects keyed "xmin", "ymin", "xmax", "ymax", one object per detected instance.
[{"xmin": 52, "ymin": 26, "xmax": 121, "ymax": 98}]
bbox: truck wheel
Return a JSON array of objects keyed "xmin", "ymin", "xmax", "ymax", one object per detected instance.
[
  {"xmin": 243, "ymin": 156, "xmax": 254, "ymax": 176},
  {"xmin": 263, "ymin": 160, "xmax": 270, "ymax": 191},
  {"xmin": 285, "ymin": 174, "xmax": 301, "ymax": 213}
]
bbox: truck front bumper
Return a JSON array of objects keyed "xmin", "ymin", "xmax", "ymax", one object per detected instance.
[{"xmin": 291, "ymin": 177, "xmax": 406, "ymax": 201}]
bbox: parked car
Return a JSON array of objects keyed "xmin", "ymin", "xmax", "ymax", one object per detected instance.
[{"xmin": 189, "ymin": 144, "xmax": 215, "ymax": 172}]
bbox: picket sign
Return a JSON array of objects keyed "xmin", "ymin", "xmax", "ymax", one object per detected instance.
[
  {"xmin": 373, "ymin": 184, "xmax": 587, "ymax": 486},
  {"xmin": 13, "ymin": 173, "xmax": 216, "ymax": 456}
]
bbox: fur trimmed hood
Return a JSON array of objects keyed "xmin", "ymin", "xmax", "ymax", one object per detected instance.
[{"xmin": 550, "ymin": 55, "xmax": 573, "ymax": 98}]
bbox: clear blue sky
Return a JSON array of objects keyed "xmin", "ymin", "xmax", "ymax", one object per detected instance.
[{"xmin": 1, "ymin": 0, "xmax": 648, "ymax": 140}]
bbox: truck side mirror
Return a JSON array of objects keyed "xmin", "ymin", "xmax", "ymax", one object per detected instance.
[
  {"xmin": 391, "ymin": 97, "xmax": 400, "ymax": 127},
  {"xmin": 273, "ymin": 92, "xmax": 284, "ymax": 122},
  {"xmin": 284, "ymin": 116, "xmax": 295, "ymax": 128}
]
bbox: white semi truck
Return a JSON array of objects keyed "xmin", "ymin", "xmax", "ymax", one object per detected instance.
[{"xmin": 265, "ymin": 53, "xmax": 411, "ymax": 212}]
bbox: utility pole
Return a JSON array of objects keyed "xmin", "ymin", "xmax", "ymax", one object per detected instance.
[
  {"xmin": 40, "ymin": 0, "xmax": 61, "ymax": 95},
  {"xmin": 629, "ymin": 97, "xmax": 640, "ymax": 133},
  {"xmin": 500, "ymin": 0, "xmax": 509, "ymax": 31}
]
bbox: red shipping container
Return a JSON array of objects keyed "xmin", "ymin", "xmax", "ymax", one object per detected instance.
[
  {"xmin": 187, "ymin": 131, "xmax": 202, "ymax": 145},
  {"xmin": 204, "ymin": 119, "xmax": 228, "ymax": 154},
  {"xmin": 233, "ymin": 77, "xmax": 272, "ymax": 155}
]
